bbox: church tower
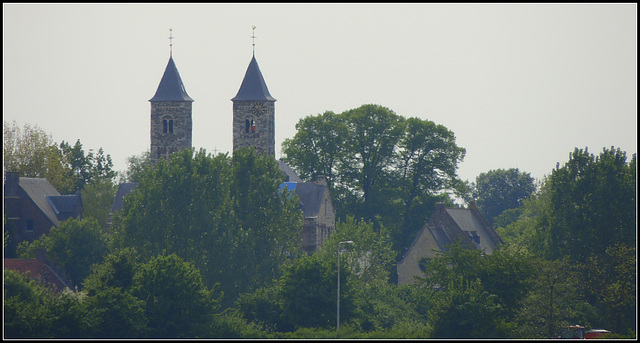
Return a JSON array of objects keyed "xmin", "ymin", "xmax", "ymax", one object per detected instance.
[
  {"xmin": 149, "ymin": 31, "xmax": 193, "ymax": 165},
  {"xmin": 232, "ymin": 28, "xmax": 276, "ymax": 156}
]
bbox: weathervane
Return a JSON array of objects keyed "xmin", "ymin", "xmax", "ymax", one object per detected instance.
[
  {"xmin": 168, "ymin": 28, "xmax": 174, "ymax": 56},
  {"xmin": 251, "ymin": 25, "xmax": 256, "ymax": 56}
]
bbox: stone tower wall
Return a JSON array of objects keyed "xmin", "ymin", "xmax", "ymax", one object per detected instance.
[
  {"xmin": 150, "ymin": 101, "xmax": 193, "ymax": 164},
  {"xmin": 233, "ymin": 101, "xmax": 275, "ymax": 156}
]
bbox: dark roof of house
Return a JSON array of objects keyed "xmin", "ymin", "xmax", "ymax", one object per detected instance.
[
  {"xmin": 293, "ymin": 182, "xmax": 327, "ymax": 218},
  {"xmin": 18, "ymin": 177, "xmax": 61, "ymax": 227},
  {"xmin": 111, "ymin": 182, "xmax": 138, "ymax": 213},
  {"xmin": 231, "ymin": 55, "xmax": 276, "ymax": 102},
  {"xmin": 277, "ymin": 159, "xmax": 303, "ymax": 183},
  {"xmin": 149, "ymin": 56, "xmax": 193, "ymax": 102},
  {"xmin": 444, "ymin": 207, "xmax": 504, "ymax": 251},
  {"xmin": 46, "ymin": 194, "xmax": 81, "ymax": 220},
  {"xmin": 4, "ymin": 258, "xmax": 70, "ymax": 293}
]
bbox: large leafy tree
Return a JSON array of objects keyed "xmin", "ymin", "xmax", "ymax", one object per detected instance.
[
  {"xmin": 111, "ymin": 148, "xmax": 303, "ymax": 307},
  {"xmin": 514, "ymin": 257, "xmax": 587, "ymax": 339},
  {"xmin": 541, "ymin": 147, "xmax": 636, "ymax": 262},
  {"xmin": 278, "ymin": 254, "xmax": 353, "ymax": 330},
  {"xmin": 472, "ymin": 168, "xmax": 536, "ymax": 225},
  {"xmin": 3, "ymin": 270, "xmax": 57, "ymax": 338},
  {"xmin": 281, "ymin": 111, "xmax": 347, "ymax": 187},
  {"xmin": 130, "ymin": 253, "xmax": 218, "ymax": 338},
  {"xmin": 282, "ymin": 104, "xmax": 465, "ymax": 252},
  {"xmin": 3, "ymin": 120, "xmax": 117, "ymax": 194}
]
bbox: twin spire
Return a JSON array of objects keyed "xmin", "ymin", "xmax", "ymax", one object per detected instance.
[{"xmin": 150, "ymin": 27, "xmax": 274, "ymax": 102}]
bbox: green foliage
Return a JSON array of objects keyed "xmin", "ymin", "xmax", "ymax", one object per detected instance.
[
  {"xmin": 282, "ymin": 104, "xmax": 465, "ymax": 253},
  {"xmin": 3, "ymin": 120, "xmax": 117, "ymax": 194},
  {"xmin": 3, "ymin": 120, "xmax": 53, "ymax": 178},
  {"xmin": 428, "ymin": 277, "xmax": 504, "ymax": 338},
  {"xmin": 413, "ymin": 243, "xmax": 534, "ymax": 338},
  {"xmin": 80, "ymin": 177, "xmax": 117, "ymax": 229},
  {"xmin": 472, "ymin": 168, "xmax": 536, "ymax": 225},
  {"xmin": 130, "ymin": 253, "xmax": 218, "ymax": 338},
  {"xmin": 81, "ymin": 286, "xmax": 147, "ymax": 338},
  {"xmin": 3, "ymin": 269, "xmax": 56, "ymax": 338},
  {"xmin": 122, "ymin": 150, "xmax": 151, "ymax": 183},
  {"xmin": 514, "ymin": 257, "xmax": 587, "ymax": 338},
  {"xmin": 278, "ymin": 254, "xmax": 353, "ymax": 329},
  {"xmin": 542, "ymin": 147, "xmax": 636, "ymax": 262},
  {"xmin": 82, "ymin": 247, "xmax": 141, "ymax": 295},
  {"xmin": 18, "ymin": 217, "xmax": 108, "ymax": 288},
  {"xmin": 495, "ymin": 177, "xmax": 552, "ymax": 254},
  {"xmin": 317, "ymin": 216, "xmax": 396, "ymax": 285},
  {"xmin": 281, "ymin": 110, "xmax": 346, "ymax": 187},
  {"xmin": 112, "ymin": 148, "xmax": 303, "ymax": 308}
]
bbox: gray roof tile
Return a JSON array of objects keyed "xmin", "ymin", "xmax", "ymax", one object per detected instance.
[
  {"xmin": 149, "ymin": 56, "xmax": 193, "ymax": 102},
  {"xmin": 231, "ymin": 55, "xmax": 276, "ymax": 101}
]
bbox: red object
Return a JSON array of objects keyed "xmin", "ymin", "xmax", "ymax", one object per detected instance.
[{"xmin": 585, "ymin": 329, "xmax": 610, "ymax": 339}]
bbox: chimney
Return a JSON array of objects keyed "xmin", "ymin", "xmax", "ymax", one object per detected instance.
[{"xmin": 4, "ymin": 171, "xmax": 20, "ymax": 197}]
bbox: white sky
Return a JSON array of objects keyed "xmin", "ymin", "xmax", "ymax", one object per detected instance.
[{"xmin": 3, "ymin": 3, "xmax": 637, "ymax": 184}]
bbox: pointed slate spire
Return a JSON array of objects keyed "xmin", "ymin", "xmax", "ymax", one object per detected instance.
[
  {"xmin": 149, "ymin": 56, "xmax": 193, "ymax": 102},
  {"xmin": 231, "ymin": 55, "xmax": 276, "ymax": 101}
]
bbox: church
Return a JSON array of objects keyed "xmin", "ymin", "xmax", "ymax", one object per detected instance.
[{"xmin": 111, "ymin": 30, "xmax": 335, "ymax": 254}]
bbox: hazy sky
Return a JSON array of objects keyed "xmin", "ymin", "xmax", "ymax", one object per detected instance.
[{"xmin": 3, "ymin": 3, "xmax": 637, "ymax": 184}]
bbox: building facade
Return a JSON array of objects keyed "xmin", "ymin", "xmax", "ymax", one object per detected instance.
[{"xmin": 3, "ymin": 172, "xmax": 83, "ymax": 258}]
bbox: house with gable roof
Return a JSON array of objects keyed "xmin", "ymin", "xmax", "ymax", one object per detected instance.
[
  {"xmin": 397, "ymin": 202, "xmax": 504, "ymax": 285},
  {"xmin": 280, "ymin": 174, "xmax": 336, "ymax": 254},
  {"xmin": 3, "ymin": 171, "xmax": 83, "ymax": 258}
]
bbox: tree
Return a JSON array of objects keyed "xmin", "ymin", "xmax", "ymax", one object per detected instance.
[
  {"xmin": 317, "ymin": 216, "xmax": 396, "ymax": 286},
  {"xmin": 514, "ymin": 257, "xmax": 586, "ymax": 338},
  {"xmin": 413, "ymin": 243, "xmax": 533, "ymax": 337},
  {"xmin": 59, "ymin": 140, "xmax": 117, "ymax": 191},
  {"xmin": 111, "ymin": 148, "xmax": 302, "ymax": 308},
  {"xmin": 3, "ymin": 120, "xmax": 53, "ymax": 177},
  {"xmin": 3, "ymin": 120, "xmax": 117, "ymax": 194},
  {"xmin": 122, "ymin": 150, "xmax": 151, "ymax": 183},
  {"xmin": 542, "ymin": 147, "xmax": 636, "ymax": 262},
  {"xmin": 282, "ymin": 104, "xmax": 465, "ymax": 252},
  {"xmin": 339, "ymin": 105, "xmax": 405, "ymax": 220},
  {"xmin": 130, "ymin": 253, "xmax": 217, "ymax": 338},
  {"xmin": 4, "ymin": 269, "xmax": 56, "ymax": 338},
  {"xmin": 18, "ymin": 217, "xmax": 108, "ymax": 287},
  {"xmin": 82, "ymin": 286, "xmax": 148, "ymax": 338},
  {"xmin": 427, "ymin": 277, "xmax": 504, "ymax": 338},
  {"xmin": 278, "ymin": 253, "xmax": 355, "ymax": 330},
  {"xmin": 472, "ymin": 168, "xmax": 536, "ymax": 225},
  {"xmin": 281, "ymin": 111, "xmax": 347, "ymax": 187},
  {"xmin": 3, "ymin": 120, "xmax": 76, "ymax": 193},
  {"xmin": 80, "ymin": 177, "xmax": 117, "ymax": 229},
  {"xmin": 394, "ymin": 117, "xmax": 466, "ymax": 247}
]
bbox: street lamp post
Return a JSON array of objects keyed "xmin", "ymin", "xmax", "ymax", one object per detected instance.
[{"xmin": 337, "ymin": 240, "xmax": 353, "ymax": 332}]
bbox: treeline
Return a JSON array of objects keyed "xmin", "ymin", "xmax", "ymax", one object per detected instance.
[{"xmin": 3, "ymin": 109, "xmax": 637, "ymax": 338}]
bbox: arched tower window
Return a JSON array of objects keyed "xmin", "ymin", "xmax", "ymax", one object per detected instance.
[
  {"xmin": 245, "ymin": 118, "xmax": 256, "ymax": 133},
  {"xmin": 162, "ymin": 117, "xmax": 174, "ymax": 134}
]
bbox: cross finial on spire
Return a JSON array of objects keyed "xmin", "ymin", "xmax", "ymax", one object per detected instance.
[
  {"xmin": 251, "ymin": 25, "xmax": 256, "ymax": 56},
  {"xmin": 168, "ymin": 28, "xmax": 174, "ymax": 56}
]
